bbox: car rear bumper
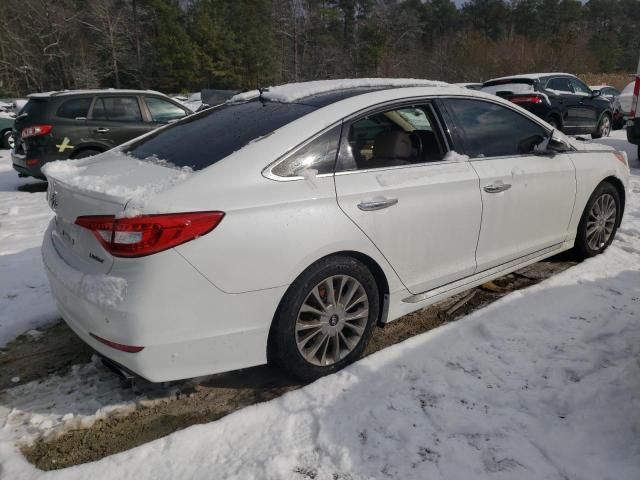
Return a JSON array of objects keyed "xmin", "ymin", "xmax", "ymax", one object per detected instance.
[
  {"xmin": 11, "ymin": 147, "xmax": 62, "ymax": 179},
  {"xmin": 42, "ymin": 221, "xmax": 285, "ymax": 382}
]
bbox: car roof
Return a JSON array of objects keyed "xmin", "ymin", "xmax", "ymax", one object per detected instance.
[
  {"xmin": 27, "ymin": 89, "xmax": 166, "ymax": 99},
  {"xmin": 485, "ymin": 72, "xmax": 576, "ymax": 84},
  {"xmin": 229, "ymin": 78, "xmax": 450, "ymax": 106}
]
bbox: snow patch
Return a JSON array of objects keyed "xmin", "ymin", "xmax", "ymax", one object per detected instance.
[{"xmin": 43, "ymin": 224, "xmax": 126, "ymax": 308}]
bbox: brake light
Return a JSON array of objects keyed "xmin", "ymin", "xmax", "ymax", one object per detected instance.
[
  {"xmin": 26, "ymin": 159, "xmax": 39, "ymax": 166},
  {"xmin": 508, "ymin": 95, "xmax": 544, "ymax": 105},
  {"xmin": 75, "ymin": 211, "xmax": 225, "ymax": 258},
  {"xmin": 21, "ymin": 124, "xmax": 53, "ymax": 139}
]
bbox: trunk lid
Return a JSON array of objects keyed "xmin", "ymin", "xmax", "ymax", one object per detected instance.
[{"xmin": 44, "ymin": 150, "xmax": 192, "ymax": 274}]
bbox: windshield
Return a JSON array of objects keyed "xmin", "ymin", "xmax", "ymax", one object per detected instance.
[{"xmin": 125, "ymin": 99, "xmax": 316, "ymax": 171}]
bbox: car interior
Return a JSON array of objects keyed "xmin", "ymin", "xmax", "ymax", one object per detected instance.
[{"xmin": 347, "ymin": 106, "xmax": 445, "ymax": 169}]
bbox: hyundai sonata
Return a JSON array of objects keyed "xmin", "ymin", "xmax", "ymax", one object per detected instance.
[{"xmin": 41, "ymin": 79, "xmax": 630, "ymax": 381}]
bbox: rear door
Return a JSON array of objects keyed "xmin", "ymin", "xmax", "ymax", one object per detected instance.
[
  {"xmin": 545, "ymin": 76, "xmax": 587, "ymax": 130},
  {"xmin": 85, "ymin": 95, "xmax": 154, "ymax": 149},
  {"xmin": 334, "ymin": 101, "xmax": 482, "ymax": 295},
  {"xmin": 441, "ymin": 98, "xmax": 576, "ymax": 272}
]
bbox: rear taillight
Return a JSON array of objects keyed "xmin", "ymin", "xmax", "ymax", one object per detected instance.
[
  {"xmin": 508, "ymin": 95, "xmax": 544, "ymax": 105},
  {"xmin": 21, "ymin": 124, "xmax": 53, "ymax": 139},
  {"xmin": 75, "ymin": 211, "xmax": 225, "ymax": 258}
]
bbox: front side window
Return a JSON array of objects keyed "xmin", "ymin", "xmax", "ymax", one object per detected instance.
[
  {"xmin": 271, "ymin": 125, "xmax": 341, "ymax": 177},
  {"xmin": 92, "ymin": 96, "xmax": 142, "ymax": 122},
  {"xmin": 445, "ymin": 98, "xmax": 547, "ymax": 158},
  {"xmin": 56, "ymin": 98, "xmax": 92, "ymax": 119},
  {"xmin": 337, "ymin": 105, "xmax": 445, "ymax": 171},
  {"xmin": 570, "ymin": 79, "xmax": 591, "ymax": 95},
  {"xmin": 145, "ymin": 97, "xmax": 187, "ymax": 122},
  {"xmin": 546, "ymin": 78, "xmax": 573, "ymax": 93}
]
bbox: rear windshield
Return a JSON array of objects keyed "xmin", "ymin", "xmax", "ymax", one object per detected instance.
[
  {"xmin": 125, "ymin": 99, "xmax": 316, "ymax": 170},
  {"xmin": 18, "ymin": 98, "xmax": 48, "ymax": 117},
  {"xmin": 481, "ymin": 79, "xmax": 535, "ymax": 95}
]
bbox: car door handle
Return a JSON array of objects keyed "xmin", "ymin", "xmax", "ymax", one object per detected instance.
[
  {"xmin": 357, "ymin": 198, "xmax": 398, "ymax": 211},
  {"xmin": 483, "ymin": 183, "xmax": 512, "ymax": 194},
  {"xmin": 95, "ymin": 128, "xmax": 110, "ymax": 133}
]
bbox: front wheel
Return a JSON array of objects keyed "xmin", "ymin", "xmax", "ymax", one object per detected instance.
[
  {"xmin": 574, "ymin": 182, "xmax": 620, "ymax": 259},
  {"xmin": 591, "ymin": 114, "xmax": 611, "ymax": 139},
  {"xmin": 269, "ymin": 255, "xmax": 379, "ymax": 381}
]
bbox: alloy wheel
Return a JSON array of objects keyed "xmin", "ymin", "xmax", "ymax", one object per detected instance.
[
  {"xmin": 600, "ymin": 116, "xmax": 611, "ymax": 137},
  {"xmin": 295, "ymin": 275, "xmax": 369, "ymax": 366},
  {"xmin": 586, "ymin": 193, "xmax": 616, "ymax": 251}
]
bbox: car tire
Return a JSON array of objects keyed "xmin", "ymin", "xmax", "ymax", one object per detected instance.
[
  {"xmin": 269, "ymin": 255, "xmax": 380, "ymax": 381},
  {"xmin": 546, "ymin": 116, "xmax": 560, "ymax": 130},
  {"xmin": 1, "ymin": 130, "xmax": 11, "ymax": 149},
  {"xmin": 71, "ymin": 148, "xmax": 103, "ymax": 159},
  {"xmin": 574, "ymin": 182, "xmax": 620, "ymax": 259},
  {"xmin": 591, "ymin": 114, "xmax": 611, "ymax": 139}
]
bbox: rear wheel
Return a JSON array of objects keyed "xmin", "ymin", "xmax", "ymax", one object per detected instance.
[
  {"xmin": 574, "ymin": 182, "xmax": 620, "ymax": 259},
  {"xmin": 546, "ymin": 116, "xmax": 560, "ymax": 130},
  {"xmin": 71, "ymin": 148, "xmax": 103, "ymax": 159},
  {"xmin": 591, "ymin": 114, "xmax": 611, "ymax": 139},
  {"xmin": 1, "ymin": 130, "xmax": 11, "ymax": 149},
  {"xmin": 270, "ymin": 255, "xmax": 379, "ymax": 381}
]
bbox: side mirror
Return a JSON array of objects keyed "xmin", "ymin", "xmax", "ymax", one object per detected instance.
[
  {"xmin": 533, "ymin": 128, "xmax": 571, "ymax": 155},
  {"xmin": 591, "ymin": 89, "xmax": 602, "ymax": 98}
]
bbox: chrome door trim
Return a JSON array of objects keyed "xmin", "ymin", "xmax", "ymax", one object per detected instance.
[
  {"xmin": 402, "ymin": 242, "xmax": 564, "ymax": 304},
  {"xmin": 357, "ymin": 198, "xmax": 398, "ymax": 211}
]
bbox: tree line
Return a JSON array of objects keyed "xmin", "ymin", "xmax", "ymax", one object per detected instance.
[{"xmin": 0, "ymin": 0, "xmax": 638, "ymax": 97}]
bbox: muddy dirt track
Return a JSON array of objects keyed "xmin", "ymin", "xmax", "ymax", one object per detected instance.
[{"xmin": 0, "ymin": 254, "xmax": 576, "ymax": 470}]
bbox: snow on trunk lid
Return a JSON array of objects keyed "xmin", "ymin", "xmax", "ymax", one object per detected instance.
[{"xmin": 42, "ymin": 151, "xmax": 193, "ymax": 274}]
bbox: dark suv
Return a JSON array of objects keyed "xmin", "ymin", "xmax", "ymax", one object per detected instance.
[
  {"xmin": 12, "ymin": 89, "xmax": 192, "ymax": 179},
  {"xmin": 481, "ymin": 73, "xmax": 613, "ymax": 139}
]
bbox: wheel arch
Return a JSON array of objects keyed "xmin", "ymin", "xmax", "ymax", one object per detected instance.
[
  {"xmin": 266, "ymin": 250, "xmax": 391, "ymax": 362},
  {"xmin": 70, "ymin": 143, "xmax": 107, "ymax": 159},
  {"xmin": 602, "ymin": 175, "xmax": 626, "ymax": 222}
]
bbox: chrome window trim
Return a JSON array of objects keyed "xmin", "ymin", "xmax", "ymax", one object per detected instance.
[{"xmin": 263, "ymin": 92, "xmax": 565, "ymax": 181}]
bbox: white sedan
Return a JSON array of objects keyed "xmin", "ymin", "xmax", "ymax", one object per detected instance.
[{"xmin": 41, "ymin": 79, "xmax": 630, "ymax": 382}]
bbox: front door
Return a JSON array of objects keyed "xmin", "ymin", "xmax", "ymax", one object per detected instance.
[
  {"xmin": 334, "ymin": 102, "xmax": 482, "ymax": 295},
  {"xmin": 441, "ymin": 97, "xmax": 576, "ymax": 272}
]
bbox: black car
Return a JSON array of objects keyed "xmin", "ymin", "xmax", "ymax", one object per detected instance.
[
  {"xmin": 11, "ymin": 89, "xmax": 192, "ymax": 179},
  {"xmin": 481, "ymin": 73, "xmax": 613, "ymax": 139}
]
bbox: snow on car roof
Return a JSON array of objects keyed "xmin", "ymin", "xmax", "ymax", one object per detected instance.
[
  {"xmin": 230, "ymin": 78, "xmax": 450, "ymax": 103},
  {"xmin": 28, "ymin": 89, "xmax": 165, "ymax": 99},
  {"xmin": 485, "ymin": 72, "xmax": 575, "ymax": 84}
]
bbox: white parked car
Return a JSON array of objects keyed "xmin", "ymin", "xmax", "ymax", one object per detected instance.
[{"xmin": 41, "ymin": 79, "xmax": 630, "ymax": 382}]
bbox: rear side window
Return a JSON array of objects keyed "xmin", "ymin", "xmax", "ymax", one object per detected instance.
[
  {"xmin": 92, "ymin": 97, "xmax": 142, "ymax": 121},
  {"xmin": 546, "ymin": 78, "xmax": 573, "ymax": 93},
  {"xmin": 145, "ymin": 97, "xmax": 187, "ymax": 122},
  {"xmin": 56, "ymin": 98, "xmax": 92, "ymax": 119},
  {"xmin": 445, "ymin": 99, "xmax": 547, "ymax": 158},
  {"xmin": 125, "ymin": 100, "xmax": 316, "ymax": 171},
  {"xmin": 271, "ymin": 125, "xmax": 341, "ymax": 177},
  {"xmin": 570, "ymin": 79, "xmax": 590, "ymax": 95}
]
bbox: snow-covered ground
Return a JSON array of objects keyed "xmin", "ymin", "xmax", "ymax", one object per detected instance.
[
  {"xmin": 0, "ymin": 155, "xmax": 55, "ymax": 346},
  {"xmin": 0, "ymin": 130, "xmax": 639, "ymax": 479}
]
